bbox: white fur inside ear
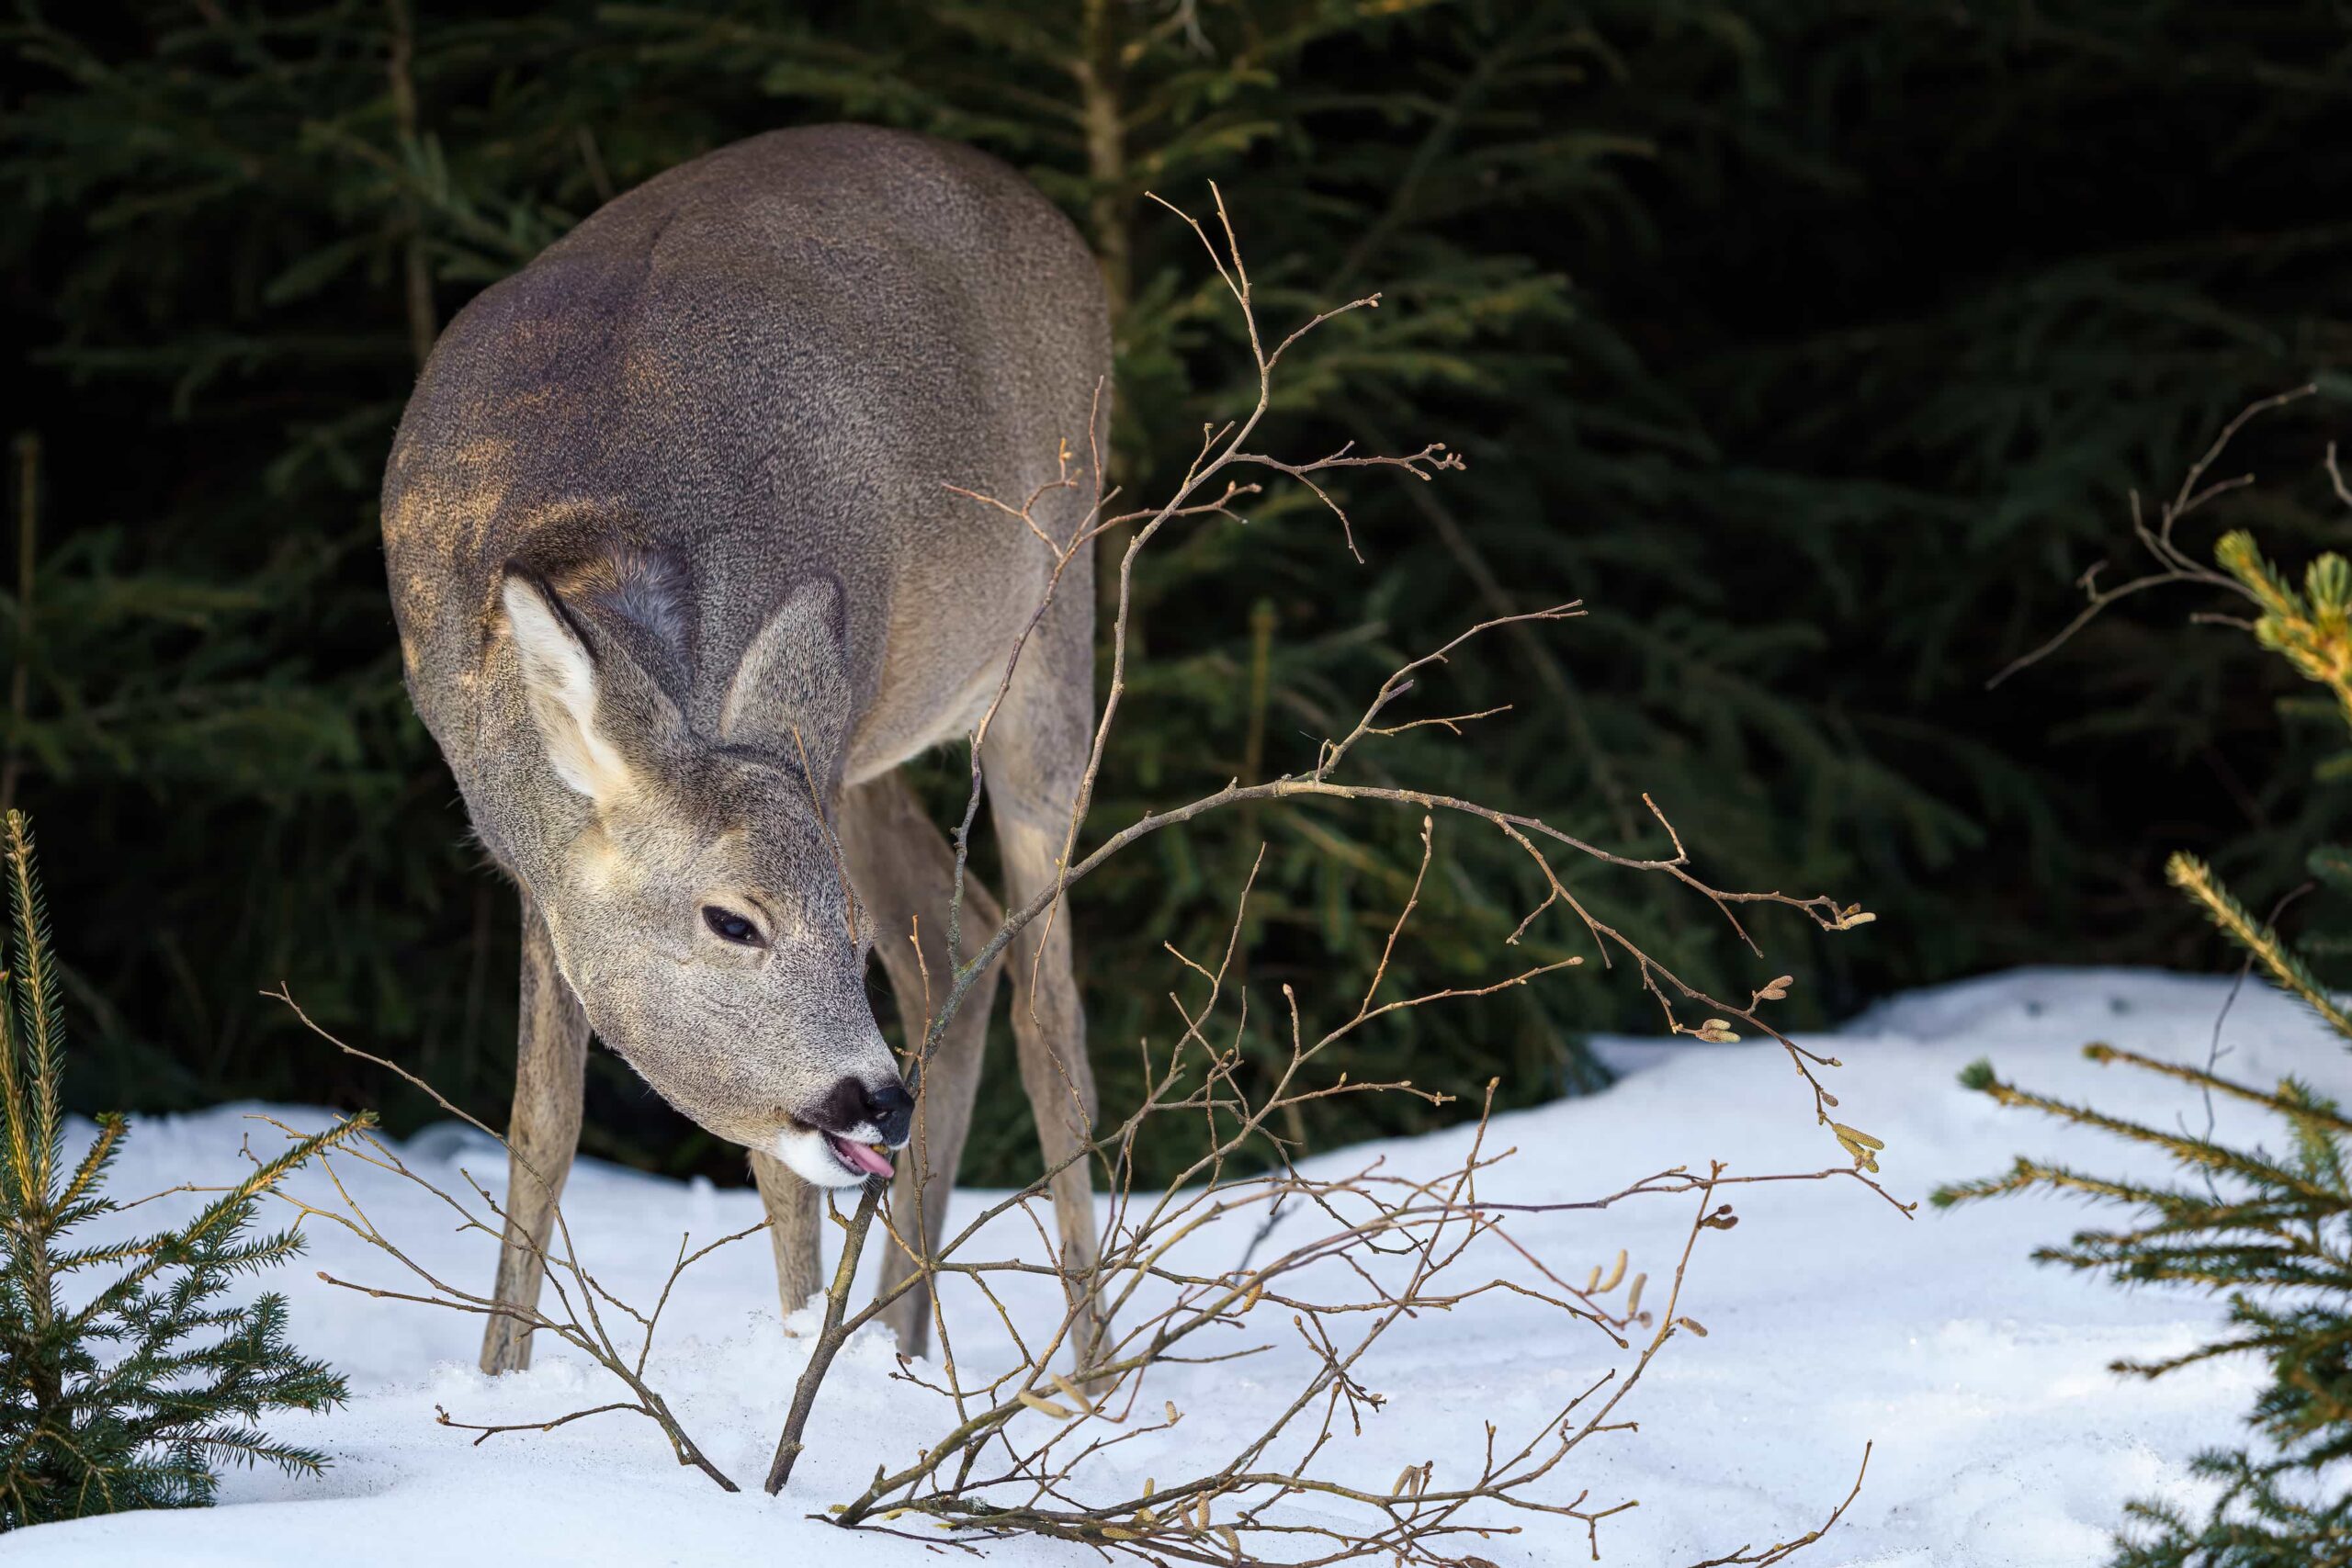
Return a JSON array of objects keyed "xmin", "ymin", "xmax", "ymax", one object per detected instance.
[{"xmin": 503, "ymin": 576, "xmax": 632, "ymax": 804}]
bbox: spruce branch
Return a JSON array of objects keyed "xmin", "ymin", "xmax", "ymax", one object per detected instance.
[{"xmin": 2168, "ymin": 852, "xmax": 2352, "ymax": 1039}]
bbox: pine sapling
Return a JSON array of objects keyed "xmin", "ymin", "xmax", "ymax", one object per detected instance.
[{"xmin": 0, "ymin": 810, "xmax": 368, "ymax": 1529}]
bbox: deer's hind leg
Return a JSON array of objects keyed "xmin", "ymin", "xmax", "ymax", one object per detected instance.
[
  {"xmin": 482, "ymin": 889, "xmax": 591, "ymax": 1374},
  {"xmin": 979, "ymin": 571, "xmax": 1103, "ymax": 1371},
  {"xmin": 835, "ymin": 769, "xmax": 1005, "ymax": 1359}
]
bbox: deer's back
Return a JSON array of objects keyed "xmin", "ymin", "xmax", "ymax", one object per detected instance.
[{"xmin": 383, "ymin": 125, "xmax": 1108, "ymax": 815}]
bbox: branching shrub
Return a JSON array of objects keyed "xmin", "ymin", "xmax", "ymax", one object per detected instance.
[
  {"xmin": 760, "ymin": 847, "xmax": 1890, "ymax": 1562},
  {"xmin": 0, "ymin": 811, "xmax": 365, "ymax": 1529}
]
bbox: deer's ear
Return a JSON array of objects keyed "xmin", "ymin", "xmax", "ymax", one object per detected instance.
[
  {"xmin": 502, "ymin": 570, "xmax": 636, "ymax": 805},
  {"xmin": 719, "ymin": 577, "xmax": 852, "ymax": 787}
]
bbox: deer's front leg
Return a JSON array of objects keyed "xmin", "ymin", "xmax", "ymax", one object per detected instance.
[
  {"xmin": 836, "ymin": 770, "xmax": 1006, "ymax": 1359},
  {"xmin": 482, "ymin": 889, "xmax": 591, "ymax": 1373},
  {"xmin": 750, "ymin": 1148, "xmax": 824, "ymax": 1326}
]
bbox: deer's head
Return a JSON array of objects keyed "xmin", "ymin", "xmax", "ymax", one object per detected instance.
[{"xmin": 494, "ymin": 561, "xmax": 907, "ymax": 1188}]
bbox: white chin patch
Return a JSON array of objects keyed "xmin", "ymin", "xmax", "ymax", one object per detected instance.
[{"xmin": 774, "ymin": 1124, "xmax": 867, "ymax": 1189}]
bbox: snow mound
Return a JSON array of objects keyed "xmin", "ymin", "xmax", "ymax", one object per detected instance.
[{"xmin": 14, "ymin": 966, "xmax": 2341, "ymax": 1567}]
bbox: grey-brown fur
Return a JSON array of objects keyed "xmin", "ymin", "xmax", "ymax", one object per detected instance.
[{"xmin": 382, "ymin": 125, "xmax": 1108, "ymax": 1370}]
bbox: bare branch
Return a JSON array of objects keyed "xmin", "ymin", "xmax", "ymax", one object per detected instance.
[{"xmin": 1987, "ymin": 383, "xmax": 2318, "ymax": 689}]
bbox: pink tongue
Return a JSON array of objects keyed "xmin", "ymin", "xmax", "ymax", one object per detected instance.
[{"xmin": 828, "ymin": 1134, "xmax": 894, "ymax": 1179}]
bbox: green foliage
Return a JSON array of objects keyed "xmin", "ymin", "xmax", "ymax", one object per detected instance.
[
  {"xmin": 0, "ymin": 811, "xmax": 363, "ymax": 1529},
  {"xmin": 2218, "ymin": 529, "xmax": 2352, "ymax": 739},
  {"xmin": 2111, "ymin": 1449, "xmax": 2352, "ymax": 1568},
  {"xmin": 7, "ymin": 3, "xmax": 2352, "ymax": 1182},
  {"xmin": 1934, "ymin": 512, "xmax": 2352, "ymax": 1564},
  {"xmin": 1937, "ymin": 1034, "xmax": 2352, "ymax": 1565}
]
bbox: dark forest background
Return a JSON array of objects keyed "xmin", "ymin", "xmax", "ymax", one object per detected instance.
[{"xmin": 5, "ymin": 0, "xmax": 2351, "ymax": 1186}]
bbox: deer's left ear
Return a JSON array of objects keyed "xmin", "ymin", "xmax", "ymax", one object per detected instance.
[
  {"xmin": 719, "ymin": 576, "xmax": 852, "ymax": 788},
  {"xmin": 502, "ymin": 570, "xmax": 638, "ymax": 805}
]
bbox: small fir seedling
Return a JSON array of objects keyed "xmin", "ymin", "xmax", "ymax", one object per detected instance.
[{"xmin": 0, "ymin": 810, "xmax": 368, "ymax": 1529}]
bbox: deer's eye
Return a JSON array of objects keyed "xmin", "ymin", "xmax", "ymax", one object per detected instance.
[{"xmin": 702, "ymin": 905, "xmax": 765, "ymax": 947}]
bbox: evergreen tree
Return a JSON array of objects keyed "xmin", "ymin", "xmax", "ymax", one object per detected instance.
[
  {"xmin": 8, "ymin": 4, "xmax": 2352, "ymax": 1183},
  {"xmin": 0, "ymin": 809, "xmax": 363, "ymax": 1529},
  {"xmin": 1935, "ymin": 529, "xmax": 2352, "ymax": 1566}
]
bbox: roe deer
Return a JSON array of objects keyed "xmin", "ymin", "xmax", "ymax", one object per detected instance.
[{"xmin": 380, "ymin": 125, "xmax": 1108, "ymax": 1373}]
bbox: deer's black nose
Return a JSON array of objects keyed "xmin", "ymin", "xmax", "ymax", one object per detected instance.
[{"xmin": 863, "ymin": 1077, "xmax": 915, "ymax": 1146}]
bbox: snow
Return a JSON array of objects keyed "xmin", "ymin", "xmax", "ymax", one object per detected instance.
[{"xmin": 9, "ymin": 965, "xmax": 2336, "ymax": 1567}]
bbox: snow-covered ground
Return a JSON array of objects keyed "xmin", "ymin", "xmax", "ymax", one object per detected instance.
[{"xmin": 9, "ymin": 966, "xmax": 2335, "ymax": 1567}]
